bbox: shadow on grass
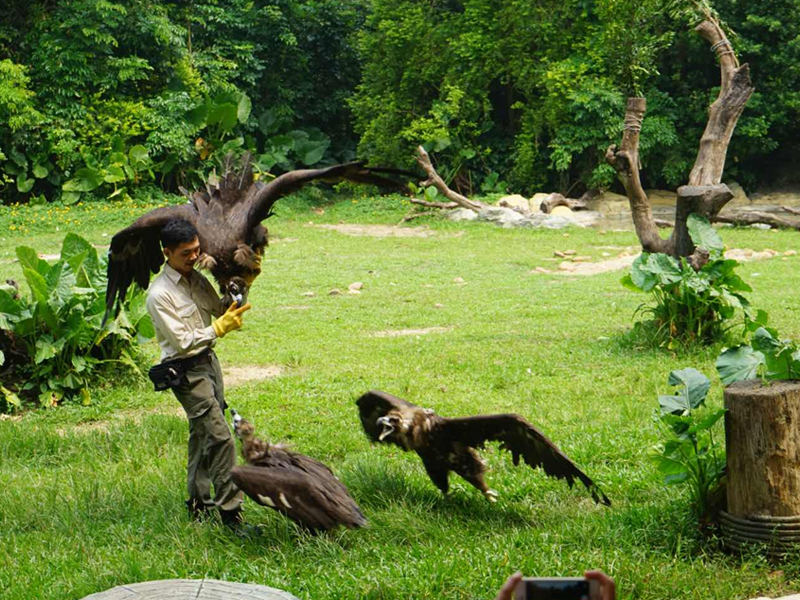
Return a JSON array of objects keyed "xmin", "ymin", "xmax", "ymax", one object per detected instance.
[{"xmin": 343, "ymin": 456, "xmax": 536, "ymax": 528}]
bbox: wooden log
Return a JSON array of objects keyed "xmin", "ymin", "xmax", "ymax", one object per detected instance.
[
  {"xmin": 539, "ymin": 193, "xmax": 589, "ymax": 214},
  {"xmin": 725, "ymin": 380, "xmax": 800, "ymax": 517}
]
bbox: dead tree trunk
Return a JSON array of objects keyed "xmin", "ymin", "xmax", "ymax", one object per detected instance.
[{"xmin": 606, "ymin": 18, "xmax": 754, "ymax": 259}]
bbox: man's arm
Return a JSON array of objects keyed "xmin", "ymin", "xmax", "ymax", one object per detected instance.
[{"xmin": 146, "ymin": 293, "xmax": 217, "ymax": 356}]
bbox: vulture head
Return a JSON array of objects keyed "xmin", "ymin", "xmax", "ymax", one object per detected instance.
[
  {"xmin": 103, "ymin": 154, "xmax": 416, "ymax": 323},
  {"xmin": 376, "ymin": 413, "xmax": 410, "ymax": 441}
]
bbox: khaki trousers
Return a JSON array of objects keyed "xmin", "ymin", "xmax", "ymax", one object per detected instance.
[{"xmin": 171, "ymin": 351, "xmax": 243, "ymax": 512}]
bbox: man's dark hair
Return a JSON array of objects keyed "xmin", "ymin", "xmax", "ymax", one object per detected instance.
[{"xmin": 160, "ymin": 219, "xmax": 198, "ymax": 249}]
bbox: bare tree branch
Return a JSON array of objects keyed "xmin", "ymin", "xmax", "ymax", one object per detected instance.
[{"xmin": 415, "ymin": 146, "xmax": 484, "ymax": 212}]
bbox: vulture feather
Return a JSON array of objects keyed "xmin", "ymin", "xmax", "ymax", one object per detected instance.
[
  {"xmin": 230, "ymin": 409, "xmax": 366, "ymax": 531},
  {"xmin": 356, "ymin": 390, "xmax": 610, "ymax": 506},
  {"xmin": 103, "ymin": 156, "xmax": 415, "ymax": 321}
]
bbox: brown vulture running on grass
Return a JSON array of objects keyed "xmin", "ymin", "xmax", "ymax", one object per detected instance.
[
  {"xmin": 357, "ymin": 390, "xmax": 611, "ymax": 506},
  {"xmin": 230, "ymin": 409, "xmax": 367, "ymax": 531},
  {"xmin": 103, "ymin": 155, "xmax": 413, "ymax": 321}
]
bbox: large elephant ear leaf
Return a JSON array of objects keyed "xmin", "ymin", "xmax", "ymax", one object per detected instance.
[
  {"xmin": 687, "ymin": 214, "xmax": 724, "ymax": 258},
  {"xmin": 658, "ymin": 368, "xmax": 711, "ymax": 414},
  {"xmin": 716, "ymin": 345, "xmax": 765, "ymax": 385}
]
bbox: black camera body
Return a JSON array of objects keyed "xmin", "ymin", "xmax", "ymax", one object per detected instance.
[{"xmin": 514, "ymin": 577, "xmax": 600, "ymax": 600}]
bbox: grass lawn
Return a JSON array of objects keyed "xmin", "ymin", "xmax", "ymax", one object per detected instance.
[{"xmin": 1, "ymin": 192, "xmax": 799, "ymax": 599}]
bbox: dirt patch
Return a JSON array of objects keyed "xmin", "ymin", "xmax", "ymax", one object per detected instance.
[
  {"xmin": 315, "ymin": 224, "xmax": 438, "ymax": 238},
  {"xmin": 554, "ymin": 254, "xmax": 638, "ymax": 276},
  {"xmin": 223, "ymin": 365, "xmax": 283, "ymax": 387},
  {"xmin": 370, "ymin": 326, "xmax": 452, "ymax": 338},
  {"xmin": 724, "ymin": 248, "xmax": 782, "ymax": 262}
]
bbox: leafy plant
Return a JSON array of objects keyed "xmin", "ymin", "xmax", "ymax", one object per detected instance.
[
  {"xmin": 651, "ymin": 367, "xmax": 726, "ymax": 520},
  {"xmin": 622, "ymin": 215, "xmax": 752, "ymax": 347},
  {"xmin": 0, "ymin": 233, "xmax": 153, "ymax": 409},
  {"xmin": 716, "ymin": 317, "xmax": 800, "ymax": 385}
]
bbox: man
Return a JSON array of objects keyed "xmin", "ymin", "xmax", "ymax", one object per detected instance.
[{"xmin": 145, "ymin": 218, "xmax": 252, "ymax": 530}]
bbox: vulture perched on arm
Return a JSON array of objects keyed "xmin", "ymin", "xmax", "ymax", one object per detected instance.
[
  {"xmin": 103, "ymin": 155, "xmax": 414, "ymax": 321},
  {"xmin": 230, "ymin": 409, "xmax": 367, "ymax": 531},
  {"xmin": 357, "ymin": 390, "xmax": 610, "ymax": 506}
]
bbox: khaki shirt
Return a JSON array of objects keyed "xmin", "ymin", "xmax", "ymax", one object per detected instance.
[{"xmin": 146, "ymin": 264, "xmax": 224, "ymax": 361}]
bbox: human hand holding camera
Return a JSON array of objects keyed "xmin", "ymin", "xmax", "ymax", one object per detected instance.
[{"xmin": 493, "ymin": 570, "xmax": 615, "ymax": 600}]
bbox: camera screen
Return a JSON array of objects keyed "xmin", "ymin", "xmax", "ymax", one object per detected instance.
[{"xmin": 525, "ymin": 579, "xmax": 590, "ymax": 600}]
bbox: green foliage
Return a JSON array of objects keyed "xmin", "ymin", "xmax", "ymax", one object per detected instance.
[
  {"xmin": 621, "ymin": 217, "xmax": 753, "ymax": 347},
  {"xmin": 716, "ymin": 319, "xmax": 800, "ymax": 385},
  {"xmin": 651, "ymin": 368, "xmax": 726, "ymax": 520},
  {"xmin": 0, "ymin": 234, "xmax": 153, "ymax": 409}
]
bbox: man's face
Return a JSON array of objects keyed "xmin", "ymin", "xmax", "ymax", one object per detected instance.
[{"xmin": 164, "ymin": 236, "xmax": 200, "ymax": 276}]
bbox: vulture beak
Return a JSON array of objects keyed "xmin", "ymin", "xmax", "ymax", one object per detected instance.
[
  {"xmin": 376, "ymin": 416, "xmax": 395, "ymax": 441},
  {"xmin": 224, "ymin": 278, "xmax": 250, "ymax": 309},
  {"xmin": 231, "ymin": 408, "xmax": 243, "ymax": 436}
]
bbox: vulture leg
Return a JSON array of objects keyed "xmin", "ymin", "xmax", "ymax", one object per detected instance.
[
  {"xmin": 453, "ymin": 449, "xmax": 497, "ymax": 502},
  {"xmin": 420, "ymin": 452, "xmax": 450, "ymax": 495}
]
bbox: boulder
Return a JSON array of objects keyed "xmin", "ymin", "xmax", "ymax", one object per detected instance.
[
  {"xmin": 447, "ymin": 207, "xmax": 478, "ymax": 222},
  {"xmin": 550, "ymin": 205, "xmax": 574, "ymax": 217},
  {"xmin": 726, "ymin": 181, "xmax": 751, "ymax": 207},
  {"xmin": 477, "ymin": 206, "xmax": 527, "ymax": 227},
  {"xmin": 497, "ymin": 194, "xmax": 531, "ymax": 214}
]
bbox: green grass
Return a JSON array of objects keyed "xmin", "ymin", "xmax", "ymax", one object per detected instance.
[{"xmin": 2, "ymin": 193, "xmax": 800, "ymax": 599}]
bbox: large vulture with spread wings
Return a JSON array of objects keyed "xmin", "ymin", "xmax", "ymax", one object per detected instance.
[
  {"xmin": 357, "ymin": 390, "xmax": 610, "ymax": 506},
  {"xmin": 230, "ymin": 409, "xmax": 367, "ymax": 532},
  {"xmin": 103, "ymin": 155, "xmax": 412, "ymax": 321}
]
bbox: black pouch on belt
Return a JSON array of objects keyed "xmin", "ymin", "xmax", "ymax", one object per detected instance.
[{"xmin": 148, "ymin": 349, "xmax": 210, "ymax": 391}]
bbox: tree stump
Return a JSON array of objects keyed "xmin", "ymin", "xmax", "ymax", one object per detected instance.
[{"xmin": 721, "ymin": 380, "xmax": 800, "ymax": 554}]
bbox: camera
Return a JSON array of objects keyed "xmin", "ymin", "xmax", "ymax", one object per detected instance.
[{"xmin": 514, "ymin": 577, "xmax": 600, "ymax": 600}]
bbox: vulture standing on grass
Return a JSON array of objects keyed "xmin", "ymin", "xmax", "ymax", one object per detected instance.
[
  {"xmin": 357, "ymin": 390, "xmax": 611, "ymax": 506},
  {"xmin": 230, "ymin": 409, "xmax": 367, "ymax": 531},
  {"xmin": 103, "ymin": 155, "xmax": 413, "ymax": 321}
]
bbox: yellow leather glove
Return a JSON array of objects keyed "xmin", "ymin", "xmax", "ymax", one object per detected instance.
[{"xmin": 212, "ymin": 302, "xmax": 252, "ymax": 338}]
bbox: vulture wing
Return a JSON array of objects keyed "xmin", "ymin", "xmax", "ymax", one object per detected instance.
[
  {"xmin": 104, "ymin": 204, "xmax": 197, "ymax": 322},
  {"xmin": 245, "ymin": 162, "xmax": 415, "ymax": 232},
  {"xmin": 356, "ymin": 389, "xmax": 420, "ymax": 446},
  {"xmin": 231, "ymin": 464, "xmax": 366, "ymax": 531},
  {"xmin": 440, "ymin": 414, "xmax": 611, "ymax": 506}
]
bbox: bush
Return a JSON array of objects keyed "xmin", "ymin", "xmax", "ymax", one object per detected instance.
[
  {"xmin": 0, "ymin": 234, "xmax": 153, "ymax": 410},
  {"xmin": 621, "ymin": 216, "xmax": 753, "ymax": 348},
  {"xmin": 651, "ymin": 367, "xmax": 726, "ymax": 522}
]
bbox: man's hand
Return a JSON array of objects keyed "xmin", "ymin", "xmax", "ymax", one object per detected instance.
[
  {"xmin": 212, "ymin": 302, "xmax": 252, "ymax": 338},
  {"xmin": 585, "ymin": 571, "xmax": 616, "ymax": 600},
  {"xmin": 493, "ymin": 572, "xmax": 522, "ymax": 600}
]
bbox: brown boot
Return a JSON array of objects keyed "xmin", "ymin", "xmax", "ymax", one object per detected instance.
[{"xmin": 219, "ymin": 506, "xmax": 262, "ymax": 537}]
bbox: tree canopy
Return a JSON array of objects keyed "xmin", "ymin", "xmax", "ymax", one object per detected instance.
[{"xmin": 0, "ymin": 0, "xmax": 796, "ymax": 205}]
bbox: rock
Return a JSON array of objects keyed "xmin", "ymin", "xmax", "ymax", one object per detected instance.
[
  {"xmin": 726, "ymin": 181, "xmax": 751, "ymax": 207},
  {"xmin": 563, "ymin": 250, "xmax": 576, "ymax": 256},
  {"xmin": 645, "ymin": 189, "xmax": 677, "ymax": 206},
  {"xmin": 554, "ymin": 251, "xmax": 566, "ymax": 258},
  {"xmin": 453, "ymin": 277, "xmax": 465, "ymax": 283},
  {"xmin": 328, "ymin": 289, "xmax": 342, "ymax": 296},
  {"xmin": 477, "ymin": 206, "xmax": 527, "ymax": 227},
  {"xmin": 348, "ymin": 282, "xmax": 364, "ymax": 291},
  {"xmin": 572, "ymin": 256, "xmax": 592, "ymax": 262},
  {"xmin": 534, "ymin": 266, "xmax": 551, "ymax": 274},
  {"xmin": 529, "ymin": 193, "xmax": 549, "ymax": 212},
  {"xmin": 784, "ymin": 250, "xmax": 797, "ymax": 256},
  {"xmin": 517, "ymin": 213, "xmax": 573, "ymax": 229},
  {"xmin": 497, "ymin": 194, "xmax": 531, "ymax": 214},
  {"xmin": 751, "ymin": 223, "xmax": 772, "ymax": 230},
  {"xmin": 448, "ymin": 207, "xmax": 478, "ymax": 222},
  {"xmin": 434, "ymin": 303, "xmax": 444, "ymax": 309},
  {"xmin": 550, "ymin": 205, "xmax": 574, "ymax": 217},
  {"xmin": 301, "ymin": 291, "xmax": 315, "ymax": 297}
]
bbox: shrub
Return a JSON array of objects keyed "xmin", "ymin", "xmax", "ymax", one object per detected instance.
[
  {"xmin": 622, "ymin": 215, "xmax": 753, "ymax": 348},
  {"xmin": 651, "ymin": 367, "xmax": 726, "ymax": 522},
  {"xmin": 716, "ymin": 317, "xmax": 800, "ymax": 385},
  {"xmin": 0, "ymin": 233, "xmax": 153, "ymax": 410}
]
